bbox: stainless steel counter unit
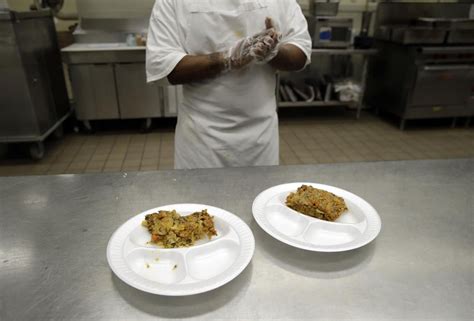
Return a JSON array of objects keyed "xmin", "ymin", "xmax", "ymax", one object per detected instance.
[
  {"xmin": 61, "ymin": 46, "xmax": 162, "ymax": 132},
  {"xmin": 61, "ymin": 44, "xmax": 146, "ymax": 64},
  {"xmin": 61, "ymin": 45, "xmax": 181, "ymax": 130},
  {"xmin": 0, "ymin": 159, "xmax": 473, "ymax": 320}
]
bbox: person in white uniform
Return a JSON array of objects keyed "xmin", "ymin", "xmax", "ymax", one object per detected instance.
[{"xmin": 147, "ymin": 0, "xmax": 312, "ymax": 170}]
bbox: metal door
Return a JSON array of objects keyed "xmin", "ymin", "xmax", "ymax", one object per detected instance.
[
  {"xmin": 410, "ymin": 64, "xmax": 474, "ymax": 107},
  {"xmin": 115, "ymin": 63, "xmax": 162, "ymax": 119},
  {"xmin": 70, "ymin": 64, "xmax": 120, "ymax": 120}
]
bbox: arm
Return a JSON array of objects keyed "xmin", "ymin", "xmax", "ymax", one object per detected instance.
[
  {"xmin": 267, "ymin": 1, "xmax": 312, "ymax": 72},
  {"xmin": 146, "ymin": 0, "xmax": 188, "ymax": 84},
  {"xmin": 168, "ymin": 37, "xmax": 254, "ymax": 85},
  {"xmin": 269, "ymin": 44, "xmax": 308, "ymax": 71},
  {"xmin": 168, "ymin": 43, "xmax": 307, "ymax": 84},
  {"xmin": 168, "ymin": 53, "xmax": 226, "ymax": 85}
]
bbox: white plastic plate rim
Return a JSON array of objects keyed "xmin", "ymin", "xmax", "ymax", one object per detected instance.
[
  {"xmin": 252, "ymin": 183, "xmax": 382, "ymax": 252},
  {"xmin": 107, "ymin": 204, "xmax": 255, "ymax": 296}
]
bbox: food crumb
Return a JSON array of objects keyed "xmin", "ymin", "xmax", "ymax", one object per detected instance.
[
  {"xmin": 172, "ymin": 264, "xmax": 178, "ymax": 271},
  {"xmin": 145, "ymin": 263, "xmax": 150, "ymax": 269},
  {"xmin": 155, "ymin": 257, "xmax": 160, "ymax": 262}
]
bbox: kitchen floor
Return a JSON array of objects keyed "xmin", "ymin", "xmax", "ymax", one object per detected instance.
[{"xmin": 0, "ymin": 111, "xmax": 473, "ymax": 177}]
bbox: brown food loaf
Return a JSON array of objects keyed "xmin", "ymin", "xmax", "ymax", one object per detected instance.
[
  {"xmin": 286, "ymin": 185, "xmax": 348, "ymax": 222},
  {"xmin": 142, "ymin": 210, "xmax": 217, "ymax": 248}
]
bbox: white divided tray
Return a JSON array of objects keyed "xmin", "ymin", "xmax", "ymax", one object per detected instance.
[
  {"xmin": 252, "ymin": 183, "xmax": 381, "ymax": 252},
  {"xmin": 107, "ymin": 204, "xmax": 255, "ymax": 296}
]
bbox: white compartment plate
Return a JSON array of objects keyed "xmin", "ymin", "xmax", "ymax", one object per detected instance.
[
  {"xmin": 252, "ymin": 183, "xmax": 381, "ymax": 252},
  {"xmin": 107, "ymin": 204, "xmax": 255, "ymax": 296}
]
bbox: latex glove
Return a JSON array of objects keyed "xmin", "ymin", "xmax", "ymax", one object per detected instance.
[
  {"xmin": 250, "ymin": 17, "xmax": 282, "ymax": 64},
  {"xmin": 223, "ymin": 37, "xmax": 254, "ymax": 71},
  {"xmin": 222, "ymin": 18, "xmax": 281, "ymax": 71}
]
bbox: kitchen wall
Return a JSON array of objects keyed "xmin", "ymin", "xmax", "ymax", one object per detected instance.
[
  {"xmin": 6, "ymin": 0, "xmax": 462, "ymax": 34},
  {"xmin": 4, "ymin": 0, "xmax": 376, "ymax": 35},
  {"xmin": 77, "ymin": 0, "xmax": 154, "ymax": 19},
  {"xmin": 297, "ymin": 0, "xmax": 461, "ymax": 35},
  {"xmin": 7, "ymin": 0, "xmax": 77, "ymax": 31},
  {"xmin": 297, "ymin": 0, "xmax": 377, "ymax": 35}
]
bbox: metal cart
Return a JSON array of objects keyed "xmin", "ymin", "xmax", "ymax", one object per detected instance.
[{"xmin": 0, "ymin": 9, "xmax": 71, "ymax": 160}]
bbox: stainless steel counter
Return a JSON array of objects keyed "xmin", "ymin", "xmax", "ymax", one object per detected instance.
[
  {"xmin": 61, "ymin": 44, "xmax": 146, "ymax": 64},
  {"xmin": 62, "ymin": 43, "xmax": 146, "ymax": 52},
  {"xmin": 1, "ymin": 159, "xmax": 473, "ymax": 320}
]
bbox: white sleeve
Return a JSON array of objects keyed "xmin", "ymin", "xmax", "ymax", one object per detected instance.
[
  {"xmin": 281, "ymin": 0, "xmax": 312, "ymax": 68},
  {"xmin": 146, "ymin": 0, "xmax": 187, "ymax": 84}
]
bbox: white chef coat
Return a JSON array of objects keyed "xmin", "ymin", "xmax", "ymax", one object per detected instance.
[{"xmin": 146, "ymin": 0, "xmax": 311, "ymax": 169}]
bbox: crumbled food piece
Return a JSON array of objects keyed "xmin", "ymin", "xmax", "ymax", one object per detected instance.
[
  {"xmin": 172, "ymin": 264, "xmax": 178, "ymax": 271},
  {"xmin": 145, "ymin": 263, "xmax": 150, "ymax": 269},
  {"xmin": 155, "ymin": 257, "xmax": 160, "ymax": 262},
  {"xmin": 142, "ymin": 210, "xmax": 217, "ymax": 249},
  {"xmin": 286, "ymin": 185, "xmax": 348, "ymax": 222}
]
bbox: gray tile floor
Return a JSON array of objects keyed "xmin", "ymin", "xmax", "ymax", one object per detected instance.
[{"xmin": 0, "ymin": 112, "xmax": 473, "ymax": 176}]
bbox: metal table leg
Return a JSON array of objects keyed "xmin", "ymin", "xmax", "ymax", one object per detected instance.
[
  {"xmin": 451, "ymin": 118, "xmax": 457, "ymax": 128},
  {"xmin": 29, "ymin": 142, "xmax": 45, "ymax": 161},
  {"xmin": 400, "ymin": 119, "xmax": 406, "ymax": 131},
  {"xmin": 141, "ymin": 118, "xmax": 153, "ymax": 133},
  {"xmin": 83, "ymin": 120, "xmax": 93, "ymax": 133},
  {"xmin": 357, "ymin": 56, "xmax": 369, "ymax": 119}
]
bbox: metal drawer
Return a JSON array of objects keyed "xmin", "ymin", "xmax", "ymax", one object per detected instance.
[{"xmin": 391, "ymin": 28, "xmax": 446, "ymax": 45}]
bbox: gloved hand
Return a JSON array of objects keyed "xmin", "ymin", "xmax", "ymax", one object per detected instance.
[
  {"xmin": 222, "ymin": 37, "xmax": 254, "ymax": 71},
  {"xmin": 250, "ymin": 17, "xmax": 282, "ymax": 64},
  {"xmin": 222, "ymin": 17, "xmax": 282, "ymax": 71}
]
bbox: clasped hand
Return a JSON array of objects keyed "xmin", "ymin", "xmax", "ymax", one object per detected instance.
[{"xmin": 224, "ymin": 17, "xmax": 282, "ymax": 71}]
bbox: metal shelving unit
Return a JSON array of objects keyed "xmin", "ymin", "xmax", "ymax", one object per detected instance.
[{"xmin": 277, "ymin": 48, "xmax": 378, "ymax": 119}]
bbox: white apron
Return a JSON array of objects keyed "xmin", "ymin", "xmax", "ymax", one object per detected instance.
[{"xmin": 175, "ymin": 0, "xmax": 279, "ymax": 170}]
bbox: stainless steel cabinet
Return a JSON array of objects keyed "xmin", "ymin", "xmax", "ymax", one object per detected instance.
[
  {"xmin": 115, "ymin": 63, "xmax": 162, "ymax": 119},
  {"xmin": 69, "ymin": 62, "xmax": 164, "ymax": 123},
  {"xmin": 70, "ymin": 64, "xmax": 120, "ymax": 120},
  {"xmin": 63, "ymin": 49, "xmax": 174, "ymax": 125}
]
